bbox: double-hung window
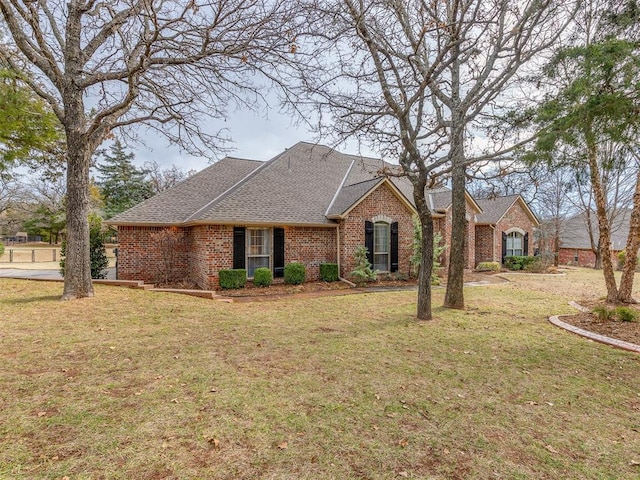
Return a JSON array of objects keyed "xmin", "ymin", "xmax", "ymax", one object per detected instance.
[
  {"xmin": 247, "ymin": 228, "xmax": 270, "ymax": 277},
  {"xmin": 506, "ymin": 231, "xmax": 523, "ymax": 257},
  {"xmin": 373, "ymin": 222, "xmax": 390, "ymax": 272}
]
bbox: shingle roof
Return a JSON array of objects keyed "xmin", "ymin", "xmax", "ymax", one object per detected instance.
[
  {"xmin": 559, "ymin": 212, "xmax": 630, "ymax": 250},
  {"xmin": 475, "ymin": 195, "xmax": 520, "ymax": 224},
  {"xmin": 108, "ymin": 141, "xmax": 416, "ymax": 227},
  {"xmin": 108, "ymin": 157, "xmax": 262, "ymax": 224}
]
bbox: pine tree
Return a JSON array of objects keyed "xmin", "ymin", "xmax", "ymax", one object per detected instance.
[{"xmin": 95, "ymin": 140, "xmax": 153, "ymax": 219}]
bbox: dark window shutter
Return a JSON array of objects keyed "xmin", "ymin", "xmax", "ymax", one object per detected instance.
[
  {"xmin": 233, "ymin": 227, "xmax": 245, "ymax": 269},
  {"xmin": 390, "ymin": 222, "xmax": 399, "ymax": 272},
  {"xmin": 365, "ymin": 221, "xmax": 374, "ymax": 266},
  {"xmin": 273, "ymin": 228, "xmax": 285, "ymax": 277},
  {"xmin": 524, "ymin": 232, "xmax": 529, "ymax": 256},
  {"xmin": 501, "ymin": 231, "xmax": 507, "ymax": 263}
]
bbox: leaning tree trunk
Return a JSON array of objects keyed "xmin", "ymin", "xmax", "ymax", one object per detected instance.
[
  {"xmin": 617, "ymin": 169, "xmax": 640, "ymax": 303},
  {"xmin": 586, "ymin": 130, "xmax": 617, "ymax": 302},
  {"xmin": 414, "ymin": 187, "xmax": 434, "ymax": 320}
]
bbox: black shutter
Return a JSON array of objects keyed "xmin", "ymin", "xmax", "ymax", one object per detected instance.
[
  {"xmin": 365, "ymin": 221, "xmax": 374, "ymax": 266},
  {"xmin": 501, "ymin": 231, "xmax": 507, "ymax": 263},
  {"xmin": 524, "ymin": 232, "xmax": 529, "ymax": 256},
  {"xmin": 273, "ymin": 228, "xmax": 285, "ymax": 277},
  {"xmin": 233, "ymin": 227, "xmax": 245, "ymax": 269},
  {"xmin": 390, "ymin": 222, "xmax": 399, "ymax": 272}
]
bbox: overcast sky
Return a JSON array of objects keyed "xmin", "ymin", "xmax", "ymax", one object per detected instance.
[{"xmin": 128, "ymin": 105, "xmax": 380, "ymax": 173}]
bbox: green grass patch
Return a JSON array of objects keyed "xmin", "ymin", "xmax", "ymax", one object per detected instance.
[{"xmin": 0, "ymin": 269, "xmax": 639, "ymax": 478}]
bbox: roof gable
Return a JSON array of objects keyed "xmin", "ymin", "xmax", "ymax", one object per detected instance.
[{"xmin": 475, "ymin": 195, "xmax": 539, "ymax": 226}]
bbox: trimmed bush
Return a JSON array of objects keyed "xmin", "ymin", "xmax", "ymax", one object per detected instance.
[
  {"xmin": 615, "ymin": 306, "xmax": 638, "ymax": 323},
  {"xmin": 504, "ymin": 256, "xmax": 537, "ymax": 271},
  {"xmin": 219, "ymin": 269, "xmax": 247, "ymax": 289},
  {"xmin": 60, "ymin": 214, "xmax": 109, "ymax": 279},
  {"xmin": 320, "ymin": 263, "xmax": 339, "ymax": 282},
  {"xmin": 284, "ymin": 262, "xmax": 306, "ymax": 285},
  {"xmin": 253, "ymin": 267, "xmax": 273, "ymax": 287},
  {"xmin": 0, "ymin": 242, "xmax": 4, "ymax": 256},
  {"xmin": 476, "ymin": 261, "xmax": 500, "ymax": 272}
]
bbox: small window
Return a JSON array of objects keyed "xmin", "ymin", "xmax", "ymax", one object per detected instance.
[
  {"xmin": 247, "ymin": 228, "xmax": 270, "ymax": 277},
  {"xmin": 506, "ymin": 232, "xmax": 523, "ymax": 257},
  {"xmin": 373, "ymin": 222, "xmax": 390, "ymax": 271}
]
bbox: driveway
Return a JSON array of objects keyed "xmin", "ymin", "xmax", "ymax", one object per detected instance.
[{"xmin": 0, "ymin": 267, "xmax": 116, "ymax": 280}]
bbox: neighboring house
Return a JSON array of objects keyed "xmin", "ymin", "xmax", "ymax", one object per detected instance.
[
  {"xmin": 557, "ymin": 212, "xmax": 629, "ymax": 267},
  {"xmin": 108, "ymin": 142, "xmax": 535, "ymax": 289},
  {"xmin": 474, "ymin": 195, "xmax": 540, "ymax": 265}
]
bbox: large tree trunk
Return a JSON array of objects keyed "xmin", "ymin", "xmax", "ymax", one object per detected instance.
[
  {"xmin": 414, "ymin": 185, "xmax": 434, "ymax": 320},
  {"xmin": 586, "ymin": 131, "xmax": 617, "ymax": 302},
  {"xmin": 617, "ymin": 169, "xmax": 640, "ymax": 303},
  {"xmin": 62, "ymin": 136, "xmax": 94, "ymax": 300},
  {"xmin": 444, "ymin": 161, "xmax": 466, "ymax": 309},
  {"xmin": 61, "ymin": 13, "xmax": 94, "ymax": 300}
]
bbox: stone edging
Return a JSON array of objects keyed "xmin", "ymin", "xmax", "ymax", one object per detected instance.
[{"xmin": 549, "ymin": 302, "xmax": 640, "ymax": 354}]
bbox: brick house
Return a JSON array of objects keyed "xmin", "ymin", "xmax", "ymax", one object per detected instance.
[
  {"xmin": 108, "ymin": 142, "xmax": 535, "ymax": 289},
  {"xmin": 474, "ymin": 195, "xmax": 539, "ymax": 265},
  {"xmin": 555, "ymin": 212, "xmax": 628, "ymax": 267}
]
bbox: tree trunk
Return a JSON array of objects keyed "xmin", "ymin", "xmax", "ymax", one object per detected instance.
[
  {"xmin": 62, "ymin": 136, "xmax": 94, "ymax": 300},
  {"xmin": 414, "ymin": 186, "xmax": 434, "ymax": 320},
  {"xmin": 593, "ymin": 247, "xmax": 602, "ymax": 269},
  {"xmin": 444, "ymin": 161, "xmax": 466, "ymax": 309},
  {"xmin": 586, "ymin": 131, "xmax": 617, "ymax": 302},
  {"xmin": 617, "ymin": 169, "xmax": 640, "ymax": 303}
]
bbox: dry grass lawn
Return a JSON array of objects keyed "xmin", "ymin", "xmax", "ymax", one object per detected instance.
[{"xmin": 1, "ymin": 268, "xmax": 639, "ymax": 479}]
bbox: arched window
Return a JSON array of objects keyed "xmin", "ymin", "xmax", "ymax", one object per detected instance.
[
  {"xmin": 373, "ymin": 222, "xmax": 390, "ymax": 271},
  {"xmin": 506, "ymin": 231, "xmax": 524, "ymax": 257}
]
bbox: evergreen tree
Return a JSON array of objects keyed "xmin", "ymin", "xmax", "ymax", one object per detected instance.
[{"xmin": 95, "ymin": 141, "xmax": 153, "ymax": 219}]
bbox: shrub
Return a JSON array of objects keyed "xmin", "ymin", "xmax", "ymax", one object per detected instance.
[
  {"xmin": 253, "ymin": 267, "xmax": 273, "ymax": 287},
  {"xmin": 592, "ymin": 305, "xmax": 614, "ymax": 322},
  {"xmin": 320, "ymin": 263, "xmax": 339, "ymax": 282},
  {"xmin": 504, "ymin": 256, "xmax": 537, "ymax": 271},
  {"xmin": 350, "ymin": 246, "xmax": 376, "ymax": 285},
  {"xmin": 410, "ymin": 215, "xmax": 446, "ymax": 283},
  {"xmin": 476, "ymin": 261, "xmax": 500, "ymax": 272},
  {"xmin": 219, "ymin": 269, "xmax": 247, "ymax": 289},
  {"xmin": 284, "ymin": 262, "xmax": 306, "ymax": 285},
  {"xmin": 617, "ymin": 250, "xmax": 626, "ymax": 270},
  {"xmin": 0, "ymin": 242, "xmax": 4, "ymax": 256},
  {"xmin": 614, "ymin": 306, "xmax": 638, "ymax": 323}
]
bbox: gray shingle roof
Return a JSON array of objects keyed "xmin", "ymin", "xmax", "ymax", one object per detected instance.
[
  {"xmin": 559, "ymin": 212, "xmax": 630, "ymax": 250},
  {"xmin": 108, "ymin": 157, "xmax": 262, "ymax": 224},
  {"xmin": 108, "ymin": 141, "xmax": 415, "ymax": 227},
  {"xmin": 475, "ymin": 195, "xmax": 520, "ymax": 224}
]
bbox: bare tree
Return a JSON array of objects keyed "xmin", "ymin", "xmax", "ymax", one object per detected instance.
[
  {"xmin": 300, "ymin": 0, "xmax": 576, "ymax": 316},
  {"xmin": 144, "ymin": 160, "xmax": 195, "ymax": 194},
  {"xmin": 0, "ymin": 0, "xmax": 296, "ymax": 299}
]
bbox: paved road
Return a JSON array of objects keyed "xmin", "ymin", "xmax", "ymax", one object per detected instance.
[{"xmin": 0, "ymin": 267, "xmax": 116, "ymax": 280}]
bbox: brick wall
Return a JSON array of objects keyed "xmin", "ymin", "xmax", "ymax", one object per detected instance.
[
  {"xmin": 433, "ymin": 199, "xmax": 477, "ymax": 270},
  {"xmin": 339, "ymin": 183, "xmax": 414, "ymax": 278},
  {"xmin": 474, "ymin": 225, "xmax": 494, "ymax": 264},
  {"xmin": 285, "ymin": 226, "xmax": 336, "ymax": 281},
  {"xmin": 117, "ymin": 226, "xmax": 189, "ymax": 284},
  {"xmin": 188, "ymin": 225, "xmax": 234, "ymax": 289},
  {"xmin": 558, "ymin": 247, "xmax": 620, "ymax": 268},
  {"xmin": 474, "ymin": 200, "xmax": 537, "ymax": 267}
]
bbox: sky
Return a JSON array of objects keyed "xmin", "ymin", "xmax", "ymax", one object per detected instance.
[{"xmin": 128, "ymin": 106, "xmax": 377, "ymax": 173}]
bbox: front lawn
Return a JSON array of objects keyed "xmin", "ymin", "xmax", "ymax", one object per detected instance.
[{"xmin": 0, "ymin": 269, "xmax": 638, "ymax": 479}]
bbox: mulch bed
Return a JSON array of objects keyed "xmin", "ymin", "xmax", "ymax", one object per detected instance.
[{"xmin": 560, "ymin": 300, "xmax": 640, "ymax": 346}]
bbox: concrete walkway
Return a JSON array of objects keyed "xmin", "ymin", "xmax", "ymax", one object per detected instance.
[{"xmin": 0, "ymin": 267, "xmax": 116, "ymax": 280}]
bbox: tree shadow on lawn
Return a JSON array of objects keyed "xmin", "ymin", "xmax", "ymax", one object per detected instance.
[{"xmin": 4, "ymin": 294, "xmax": 61, "ymax": 304}]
